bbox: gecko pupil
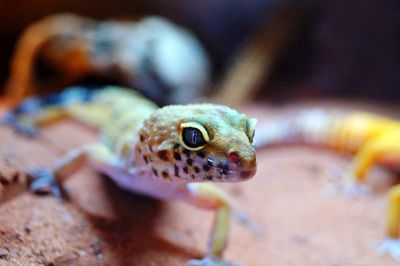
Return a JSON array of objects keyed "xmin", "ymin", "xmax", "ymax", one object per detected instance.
[{"xmin": 182, "ymin": 127, "xmax": 206, "ymax": 148}]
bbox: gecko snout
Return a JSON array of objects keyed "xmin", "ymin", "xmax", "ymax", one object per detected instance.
[{"xmin": 228, "ymin": 147, "xmax": 256, "ymax": 169}]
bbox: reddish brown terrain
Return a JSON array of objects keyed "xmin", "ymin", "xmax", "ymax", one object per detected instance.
[{"xmin": 0, "ymin": 100, "xmax": 399, "ymax": 265}]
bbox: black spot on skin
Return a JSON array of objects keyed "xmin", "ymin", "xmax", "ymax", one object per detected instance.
[
  {"xmin": 158, "ymin": 150, "xmax": 169, "ymax": 161},
  {"xmin": 193, "ymin": 166, "xmax": 200, "ymax": 173},
  {"xmin": 191, "ymin": 174, "xmax": 196, "ymax": 179},
  {"xmin": 207, "ymin": 158, "xmax": 213, "ymax": 166},
  {"xmin": 174, "ymin": 165, "xmax": 180, "ymax": 177},
  {"xmin": 206, "ymin": 175, "xmax": 213, "ymax": 180},
  {"xmin": 152, "ymin": 168, "xmax": 158, "ymax": 177},
  {"xmin": 140, "ymin": 134, "xmax": 145, "ymax": 142},
  {"xmin": 196, "ymin": 150, "xmax": 205, "ymax": 158},
  {"xmin": 173, "ymin": 143, "xmax": 180, "ymax": 150},
  {"xmin": 183, "ymin": 149, "xmax": 191, "ymax": 157},
  {"xmin": 137, "ymin": 147, "xmax": 142, "ymax": 154},
  {"xmin": 173, "ymin": 152, "xmax": 181, "ymax": 161},
  {"xmin": 183, "ymin": 166, "xmax": 189, "ymax": 174},
  {"xmin": 143, "ymin": 155, "xmax": 149, "ymax": 164},
  {"xmin": 203, "ymin": 165, "xmax": 210, "ymax": 171},
  {"xmin": 162, "ymin": 170, "xmax": 169, "ymax": 179},
  {"xmin": 186, "ymin": 158, "xmax": 193, "ymax": 166},
  {"xmin": 148, "ymin": 144, "xmax": 153, "ymax": 152}
]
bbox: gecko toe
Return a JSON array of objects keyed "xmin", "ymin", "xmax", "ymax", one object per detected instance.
[{"xmin": 28, "ymin": 169, "xmax": 66, "ymax": 198}]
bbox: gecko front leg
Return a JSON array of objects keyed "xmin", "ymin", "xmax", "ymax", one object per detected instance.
[
  {"xmin": 183, "ymin": 183, "xmax": 237, "ymax": 266},
  {"xmin": 30, "ymin": 152, "xmax": 240, "ymax": 265},
  {"xmin": 29, "ymin": 143, "xmax": 118, "ymax": 197}
]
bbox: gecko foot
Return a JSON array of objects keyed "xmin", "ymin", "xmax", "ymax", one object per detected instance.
[
  {"xmin": 28, "ymin": 169, "xmax": 67, "ymax": 199},
  {"xmin": 187, "ymin": 256, "xmax": 239, "ymax": 266},
  {"xmin": 377, "ymin": 238, "xmax": 400, "ymax": 261}
]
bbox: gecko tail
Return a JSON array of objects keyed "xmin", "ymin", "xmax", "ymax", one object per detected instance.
[
  {"xmin": 11, "ymin": 86, "xmax": 93, "ymax": 114},
  {"xmin": 255, "ymin": 108, "xmax": 341, "ymax": 150},
  {"xmin": 2, "ymin": 86, "xmax": 95, "ymax": 136}
]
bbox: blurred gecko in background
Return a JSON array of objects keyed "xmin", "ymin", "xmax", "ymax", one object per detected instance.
[
  {"xmin": 2, "ymin": 86, "xmax": 257, "ymax": 266},
  {"xmin": 4, "ymin": 14, "xmax": 210, "ymax": 106},
  {"xmin": 255, "ymin": 108, "xmax": 400, "ymax": 260}
]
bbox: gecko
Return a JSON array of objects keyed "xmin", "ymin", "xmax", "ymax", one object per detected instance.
[
  {"xmin": 4, "ymin": 13, "xmax": 210, "ymax": 106},
  {"xmin": 254, "ymin": 108, "xmax": 400, "ymax": 260},
  {"xmin": 2, "ymin": 86, "xmax": 257, "ymax": 266}
]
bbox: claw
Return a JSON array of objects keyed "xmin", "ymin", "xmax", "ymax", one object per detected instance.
[
  {"xmin": 187, "ymin": 256, "xmax": 239, "ymax": 266},
  {"xmin": 28, "ymin": 169, "xmax": 66, "ymax": 198},
  {"xmin": 377, "ymin": 238, "xmax": 400, "ymax": 261}
]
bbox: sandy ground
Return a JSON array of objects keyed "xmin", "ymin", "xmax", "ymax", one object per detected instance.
[{"xmin": 0, "ymin": 100, "xmax": 399, "ymax": 266}]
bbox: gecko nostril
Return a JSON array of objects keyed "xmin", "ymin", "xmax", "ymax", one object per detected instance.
[{"xmin": 228, "ymin": 152, "xmax": 240, "ymax": 165}]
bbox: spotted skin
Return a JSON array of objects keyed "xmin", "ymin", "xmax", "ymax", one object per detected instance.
[
  {"xmin": 4, "ymin": 86, "xmax": 257, "ymax": 266},
  {"xmin": 131, "ymin": 103, "xmax": 256, "ymax": 185}
]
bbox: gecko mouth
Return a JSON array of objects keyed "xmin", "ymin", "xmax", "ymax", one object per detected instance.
[
  {"xmin": 209, "ymin": 165, "xmax": 257, "ymax": 182},
  {"xmin": 188, "ymin": 157, "xmax": 256, "ymax": 182}
]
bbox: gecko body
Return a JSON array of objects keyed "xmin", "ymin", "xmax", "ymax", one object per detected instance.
[
  {"xmin": 5, "ymin": 14, "xmax": 210, "ymax": 106},
  {"xmin": 3, "ymin": 86, "xmax": 257, "ymax": 266}
]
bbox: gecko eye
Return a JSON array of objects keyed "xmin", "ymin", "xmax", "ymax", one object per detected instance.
[
  {"xmin": 246, "ymin": 118, "xmax": 257, "ymax": 144},
  {"xmin": 180, "ymin": 122, "xmax": 209, "ymax": 150}
]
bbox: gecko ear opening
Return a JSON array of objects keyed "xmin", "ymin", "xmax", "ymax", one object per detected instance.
[
  {"xmin": 246, "ymin": 118, "xmax": 257, "ymax": 144},
  {"xmin": 179, "ymin": 122, "xmax": 209, "ymax": 151}
]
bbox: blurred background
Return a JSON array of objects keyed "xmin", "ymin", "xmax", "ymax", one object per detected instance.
[{"xmin": 0, "ymin": 0, "xmax": 399, "ymax": 103}]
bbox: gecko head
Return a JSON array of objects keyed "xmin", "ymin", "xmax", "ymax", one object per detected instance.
[{"xmin": 135, "ymin": 104, "xmax": 257, "ymax": 182}]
